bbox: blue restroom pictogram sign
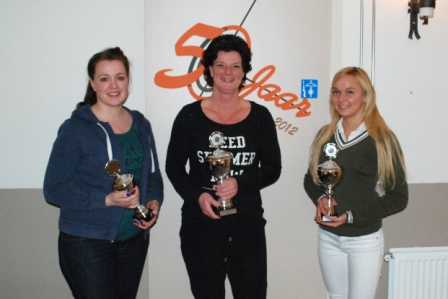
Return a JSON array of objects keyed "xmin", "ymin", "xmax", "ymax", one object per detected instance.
[{"xmin": 301, "ymin": 79, "xmax": 318, "ymax": 99}]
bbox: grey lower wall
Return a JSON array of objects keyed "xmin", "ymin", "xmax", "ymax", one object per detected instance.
[
  {"xmin": 0, "ymin": 189, "xmax": 148, "ymax": 299},
  {"xmin": 1, "ymin": 184, "xmax": 447, "ymax": 299},
  {"xmin": 376, "ymin": 183, "xmax": 448, "ymax": 299}
]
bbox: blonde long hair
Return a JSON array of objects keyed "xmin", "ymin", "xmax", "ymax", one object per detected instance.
[{"xmin": 309, "ymin": 67, "xmax": 406, "ymax": 188}]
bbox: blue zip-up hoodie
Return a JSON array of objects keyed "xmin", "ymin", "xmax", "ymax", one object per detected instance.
[{"xmin": 44, "ymin": 105, "xmax": 164, "ymax": 241}]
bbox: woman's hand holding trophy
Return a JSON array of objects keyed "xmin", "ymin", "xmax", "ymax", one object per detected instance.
[
  {"xmin": 317, "ymin": 143, "xmax": 342, "ymax": 222},
  {"xmin": 207, "ymin": 131, "xmax": 237, "ymax": 217},
  {"xmin": 105, "ymin": 159, "xmax": 154, "ymax": 222}
]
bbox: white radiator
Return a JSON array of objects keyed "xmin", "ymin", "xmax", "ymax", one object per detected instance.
[{"xmin": 385, "ymin": 246, "xmax": 448, "ymax": 299}]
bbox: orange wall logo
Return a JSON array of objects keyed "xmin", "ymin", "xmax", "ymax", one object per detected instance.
[{"xmin": 154, "ymin": 22, "xmax": 311, "ymax": 118}]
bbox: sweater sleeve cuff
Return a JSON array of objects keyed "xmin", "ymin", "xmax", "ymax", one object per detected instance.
[
  {"xmin": 345, "ymin": 211, "xmax": 353, "ymax": 224},
  {"xmin": 316, "ymin": 194, "xmax": 327, "ymax": 202}
]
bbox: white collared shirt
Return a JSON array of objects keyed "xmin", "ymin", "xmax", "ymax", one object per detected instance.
[{"xmin": 336, "ymin": 118, "xmax": 366, "ymax": 142}]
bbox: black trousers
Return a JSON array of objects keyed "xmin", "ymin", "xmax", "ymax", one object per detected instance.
[{"xmin": 180, "ymin": 214, "xmax": 267, "ymax": 299}]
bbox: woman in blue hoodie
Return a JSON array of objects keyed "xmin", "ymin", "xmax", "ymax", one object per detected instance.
[{"xmin": 44, "ymin": 47, "xmax": 163, "ymax": 299}]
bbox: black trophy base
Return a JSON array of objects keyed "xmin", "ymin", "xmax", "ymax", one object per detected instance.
[
  {"xmin": 133, "ymin": 213, "xmax": 153, "ymax": 222},
  {"xmin": 216, "ymin": 207, "xmax": 237, "ymax": 217},
  {"xmin": 134, "ymin": 205, "xmax": 154, "ymax": 222}
]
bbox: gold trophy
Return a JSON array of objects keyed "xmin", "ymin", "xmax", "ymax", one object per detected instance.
[
  {"xmin": 105, "ymin": 159, "xmax": 153, "ymax": 221},
  {"xmin": 317, "ymin": 143, "xmax": 342, "ymax": 221},
  {"xmin": 207, "ymin": 131, "xmax": 237, "ymax": 216}
]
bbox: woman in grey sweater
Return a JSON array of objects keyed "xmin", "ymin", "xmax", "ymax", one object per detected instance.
[{"xmin": 304, "ymin": 67, "xmax": 408, "ymax": 299}]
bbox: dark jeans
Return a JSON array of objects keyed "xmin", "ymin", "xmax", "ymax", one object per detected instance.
[
  {"xmin": 180, "ymin": 215, "xmax": 267, "ymax": 299},
  {"xmin": 58, "ymin": 231, "xmax": 149, "ymax": 299}
]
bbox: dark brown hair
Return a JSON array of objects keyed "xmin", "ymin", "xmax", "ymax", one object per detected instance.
[
  {"xmin": 77, "ymin": 47, "xmax": 130, "ymax": 108},
  {"xmin": 202, "ymin": 35, "xmax": 252, "ymax": 90}
]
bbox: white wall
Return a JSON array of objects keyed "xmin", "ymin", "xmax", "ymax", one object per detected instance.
[
  {"xmin": 0, "ymin": 0, "xmax": 146, "ymax": 188},
  {"xmin": 332, "ymin": 0, "xmax": 448, "ymax": 183}
]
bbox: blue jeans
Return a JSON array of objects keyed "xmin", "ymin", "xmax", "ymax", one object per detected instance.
[
  {"xmin": 180, "ymin": 215, "xmax": 267, "ymax": 299},
  {"xmin": 58, "ymin": 231, "xmax": 149, "ymax": 299}
]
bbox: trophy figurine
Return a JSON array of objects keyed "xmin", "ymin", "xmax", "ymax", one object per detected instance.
[
  {"xmin": 317, "ymin": 143, "xmax": 343, "ymax": 221},
  {"xmin": 207, "ymin": 131, "xmax": 237, "ymax": 216},
  {"xmin": 105, "ymin": 159, "xmax": 153, "ymax": 221}
]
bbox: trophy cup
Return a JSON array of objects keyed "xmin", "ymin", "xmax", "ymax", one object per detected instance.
[
  {"xmin": 105, "ymin": 159, "xmax": 153, "ymax": 221},
  {"xmin": 207, "ymin": 131, "xmax": 237, "ymax": 216},
  {"xmin": 317, "ymin": 143, "xmax": 342, "ymax": 222}
]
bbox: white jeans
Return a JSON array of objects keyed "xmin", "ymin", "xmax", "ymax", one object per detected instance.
[{"xmin": 318, "ymin": 227, "xmax": 384, "ymax": 299}]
